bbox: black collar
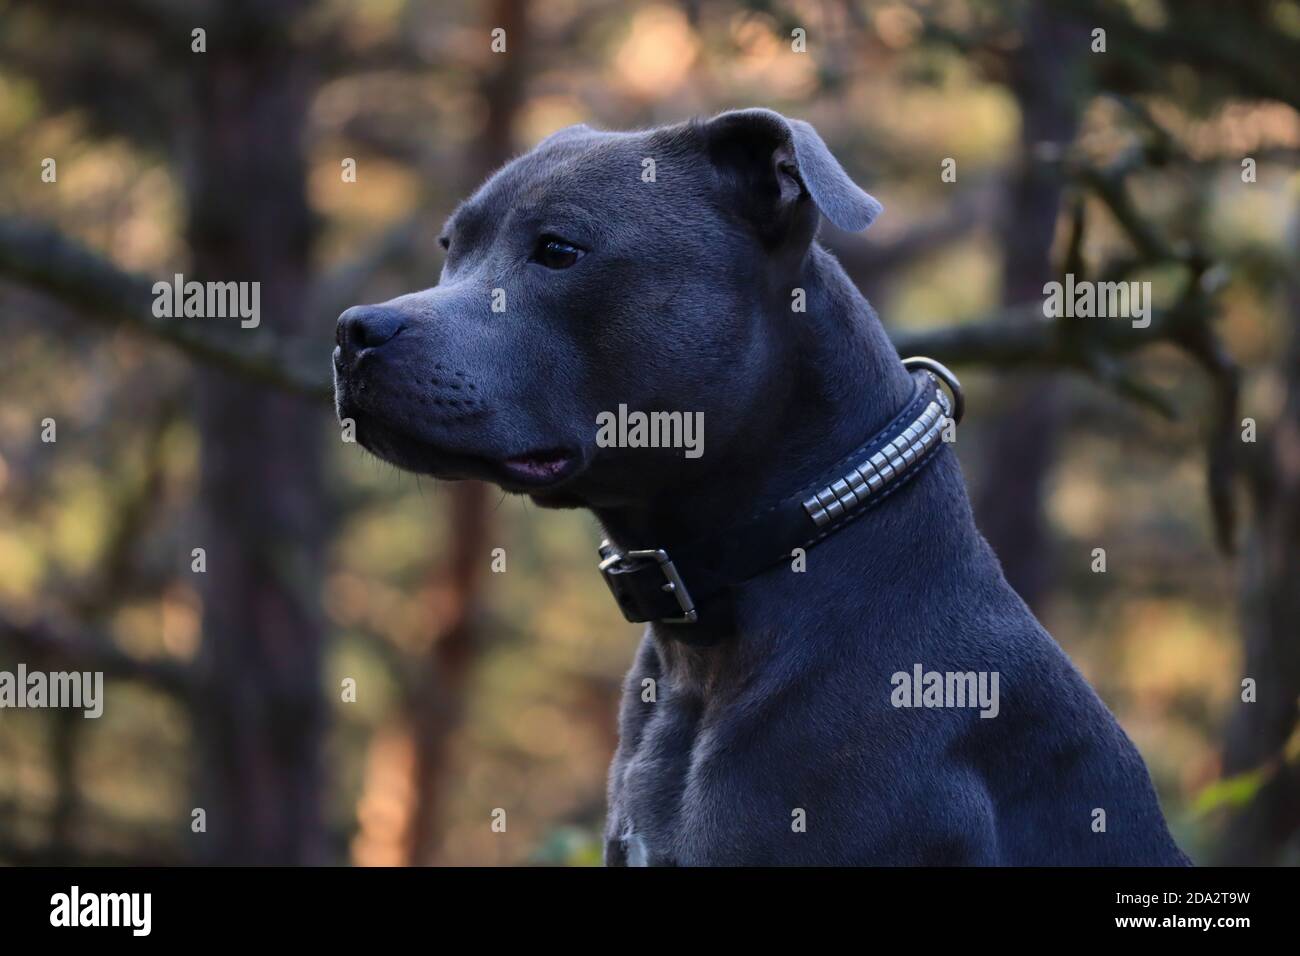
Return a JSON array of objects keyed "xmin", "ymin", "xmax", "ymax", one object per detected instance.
[{"xmin": 595, "ymin": 357, "xmax": 964, "ymax": 628}]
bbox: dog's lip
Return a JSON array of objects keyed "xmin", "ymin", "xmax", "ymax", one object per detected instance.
[
  {"xmin": 497, "ymin": 448, "xmax": 580, "ymax": 488},
  {"xmin": 445, "ymin": 445, "xmax": 587, "ymax": 493},
  {"xmin": 339, "ymin": 405, "xmax": 586, "ymax": 491}
]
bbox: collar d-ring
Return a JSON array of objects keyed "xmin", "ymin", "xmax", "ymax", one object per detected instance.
[{"xmin": 902, "ymin": 356, "xmax": 964, "ymax": 426}]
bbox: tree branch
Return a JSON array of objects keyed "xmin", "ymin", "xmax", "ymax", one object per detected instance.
[
  {"xmin": 1069, "ymin": 0, "xmax": 1300, "ymax": 112},
  {"xmin": 891, "ymin": 294, "xmax": 1204, "ymax": 369},
  {"xmin": 0, "ymin": 613, "xmax": 192, "ymax": 695},
  {"xmin": 0, "ymin": 218, "xmax": 331, "ymax": 400},
  {"xmin": 824, "ymin": 183, "xmax": 995, "ymax": 283},
  {"xmin": 4, "ymin": 0, "xmax": 218, "ymax": 37}
]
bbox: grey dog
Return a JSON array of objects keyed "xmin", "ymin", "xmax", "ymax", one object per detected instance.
[{"xmin": 333, "ymin": 108, "xmax": 1189, "ymax": 866}]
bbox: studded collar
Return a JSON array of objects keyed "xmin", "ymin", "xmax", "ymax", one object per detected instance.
[{"xmin": 595, "ymin": 356, "xmax": 964, "ymax": 630}]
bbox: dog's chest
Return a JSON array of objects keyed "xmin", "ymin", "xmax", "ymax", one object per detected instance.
[
  {"xmin": 607, "ymin": 745, "xmax": 690, "ymax": 866},
  {"xmin": 605, "ymin": 680, "xmax": 730, "ymax": 866},
  {"xmin": 615, "ymin": 830, "xmax": 650, "ymax": 867}
]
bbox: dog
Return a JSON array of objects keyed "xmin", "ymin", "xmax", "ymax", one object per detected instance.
[{"xmin": 333, "ymin": 108, "xmax": 1189, "ymax": 866}]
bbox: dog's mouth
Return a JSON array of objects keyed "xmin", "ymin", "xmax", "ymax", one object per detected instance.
[
  {"xmin": 499, "ymin": 448, "xmax": 577, "ymax": 485},
  {"xmin": 341, "ymin": 404, "xmax": 584, "ymax": 492},
  {"xmin": 453, "ymin": 444, "xmax": 585, "ymax": 493}
]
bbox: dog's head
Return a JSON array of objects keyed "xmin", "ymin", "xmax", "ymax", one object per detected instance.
[{"xmin": 333, "ymin": 109, "xmax": 882, "ymax": 507}]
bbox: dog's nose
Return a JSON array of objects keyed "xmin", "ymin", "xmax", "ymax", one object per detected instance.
[{"xmin": 336, "ymin": 305, "xmax": 404, "ymax": 360}]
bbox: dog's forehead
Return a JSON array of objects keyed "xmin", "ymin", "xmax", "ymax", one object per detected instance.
[{"xmin": 452, "ymin": 125, "xmax": 697, "ymax": 231}]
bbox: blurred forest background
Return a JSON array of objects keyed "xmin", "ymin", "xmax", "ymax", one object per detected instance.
[{"xmin": 0, "ymin": 0, "xmax": 1297, "ymax": 866}]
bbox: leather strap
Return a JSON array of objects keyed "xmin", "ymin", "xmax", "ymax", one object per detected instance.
[{"xmin": 596, "ymin": 358, "xmax": 962, "ymax": 628}]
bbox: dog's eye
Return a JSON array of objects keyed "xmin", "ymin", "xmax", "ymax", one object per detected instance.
[
  {"xmin": 438, "ymin": 235, "xmax": 450, "ymax": 251},
  {"xmin": 531, "ymin": 235, "xmax": 585, "ymax": 270}
]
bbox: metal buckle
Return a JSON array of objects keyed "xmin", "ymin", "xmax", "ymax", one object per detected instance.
[
  {"xmin": 902, "ymin": 356, "xmax": 965, "ymax": 425},
  {"xmin": 598, "ymin": 540, "xmax": 699, "ymax": 624}
]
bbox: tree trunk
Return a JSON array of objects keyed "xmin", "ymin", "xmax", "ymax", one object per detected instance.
[
  {"xmin": 974, "ymin": 9, "xmax": 1082, "ymax": 612},
  {"xmin": 1217, "ymin": 219, "xmax": 1300, "ymax": 864},
  {"xmin": 185, "ymin": 1, "xmax": 328, "ymax": 865}
]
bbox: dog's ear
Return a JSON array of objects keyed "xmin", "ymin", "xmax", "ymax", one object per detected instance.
[{"xmin": 701, "ymin": 108, "xmax": 882, "ymax": 240}]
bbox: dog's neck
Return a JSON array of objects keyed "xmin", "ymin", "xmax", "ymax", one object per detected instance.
[
  {"xmin": 591, "ymin": 244, "xmax": 976, "ymax": 657},
  {"xmin": 594, "ymin": 244, "xmax": 915, "ymax": 550}
]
